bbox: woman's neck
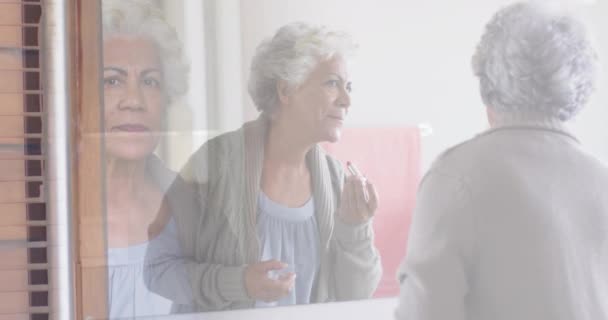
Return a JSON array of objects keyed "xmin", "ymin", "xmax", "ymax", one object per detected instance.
[
  {"xmin": 105, "ymin": 155, "xmax": 168, "ymax": 248},
  {"xmin": 262, "ymin": 117, "xmax": 314, "ymax": 207},
  {"xmin": 105, "ymin": 156, "xmax": 149, "ymax": 206},
  {"xmin": 488, "ymin": 109, "xmax": 567, "ymax": 131},
  {"xmin": 265, "ymin": 117, "xmax": 313, "ymax": 172}
]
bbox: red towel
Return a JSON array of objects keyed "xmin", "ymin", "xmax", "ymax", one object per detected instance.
[{"xmin": 322, "ymin": 126, "xmax": 421, "ymax": 298}]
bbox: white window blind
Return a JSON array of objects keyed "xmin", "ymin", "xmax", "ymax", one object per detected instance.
[{"xmin": 0, "ymin": 1, "xmax": 49, "ymax": 320}]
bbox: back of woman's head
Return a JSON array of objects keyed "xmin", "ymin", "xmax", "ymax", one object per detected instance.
[{"xmin": 472, "ymin": 2, "xmax": 599, "ymax": 121}]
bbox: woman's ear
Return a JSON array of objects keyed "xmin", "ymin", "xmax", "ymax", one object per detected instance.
[
  {"xmin": 486, "ymin": 107, "xmax": 496, "ymax": 128},
  {"xmin": 276, "ymin": 80, "xmax": 290, "ymax": 106}
]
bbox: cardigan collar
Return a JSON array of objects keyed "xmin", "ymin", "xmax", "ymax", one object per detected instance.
[
  {"xmin": 480, "ymin": 116, "xmax": 580, "ymax": 145},
  {"xmin": 240, "ymin": 115, "xmax": 335, "ymax": 261}
]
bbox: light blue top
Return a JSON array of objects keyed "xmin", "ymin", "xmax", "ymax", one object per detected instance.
[
  {"xmin": 255, "ymin": 192, "xmax": 320, "ymax": 308},
  {"xmin": 107, "ymin": 156, "xmax": 192, "ymax": 318},
  {"xmin": 108, "ymin": 238, "xmax": 174, "ymax": 319}
]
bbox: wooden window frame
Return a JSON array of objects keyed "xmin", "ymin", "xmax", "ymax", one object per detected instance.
[{"xmin": 68, "ymin": 0, "xmax": 107, "ymax": 319}]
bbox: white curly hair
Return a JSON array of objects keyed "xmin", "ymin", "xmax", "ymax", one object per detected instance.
[
  {"xmin": 102, "ymin": 0, "xmax": 189, "ymax": 104},
  {"xmin": 248, "ymin": 22, "xmax": 358, "ymax": 115},
  {"xmin": 472, "ymin": 2, "xmax": 599, "ymax": 121}
]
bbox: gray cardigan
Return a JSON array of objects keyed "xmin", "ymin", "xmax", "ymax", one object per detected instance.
[
  {"xmin": 395, "ymin": 119, "xmax": 608, "ymax": 320},
  {"xmin": 145, "ymin": 116, "xmax": 382, "ymax": 313}
]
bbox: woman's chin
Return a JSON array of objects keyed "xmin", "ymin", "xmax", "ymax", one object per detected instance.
[
  {"xmin": 321, "ymin": 129, "xmax": 342, "ymax": 143},
  {"xmin": 105, "ymin": 143, "xmax": 156, "ymax": 162},
  {"xmin": 104, "ymin": 134, "xmax": 159, "ymax": 160}
]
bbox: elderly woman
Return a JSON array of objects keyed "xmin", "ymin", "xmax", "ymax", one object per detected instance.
[
  {"xmin": 145, "ymin": 22, "xmax": 382, "ymax": 312},
  {"xmin": 396, "ymin": 2, "xmax": 607, "ymax": 320},
  {"xmin": 101, "ymin": 0, "xmax": 189, "ymax": 318}
]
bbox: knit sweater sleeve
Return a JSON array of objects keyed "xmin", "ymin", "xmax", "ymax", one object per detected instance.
[
  {"xmin": 394, "ymin": 169, "xmax": 474, "ymax": 320},
  {"xmin": 326, "ymin": 157, "xmax": 383, "ymax": 300},
  {"xmin": 144, "ymin": 139, "xmax": 252, "ymax": 311}
]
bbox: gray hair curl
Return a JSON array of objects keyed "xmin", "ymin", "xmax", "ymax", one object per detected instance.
[
  {"xmin": 248, "ymin": 22, "xmax": 357, "ymax": 115},
  {"xmin": 472, "ymin": 2, "xmax": 599, "ymax": 121},
  {"xmin": 102, "ymin": 0, "xmax": 189, "ymax": 104}
]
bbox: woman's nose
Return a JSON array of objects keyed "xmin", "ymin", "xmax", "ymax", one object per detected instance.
[
  {"xmin": 119, "ymin": 80, "xmax": 145, "ymax": 111},
  {"xmin": 337, "ymin": 86, "xmax": 351, "ymax": 109}
]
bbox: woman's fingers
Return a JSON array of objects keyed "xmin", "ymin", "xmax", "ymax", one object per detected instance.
[
  {"xmin": 345, "ymin": 176, "xmax": 356, "ymax": 211},
  {"xmin": 339, "ymin": 172, "xmax": 379, "ymax": 223},
  {"xmin": 352, "ymin": 176, "xmax": 369, "ymax": 219},
  {"xmin": 347, "ymin": 163, "xmax": 369, "ymax": 200},
  {"xmin": 245, "ymin": 260, "xmax": 294, "ymax": 301},
  {"xmin": 261, "ymin": 273, "xmax": 296, "ymax": 302},
  {"xmin": 257, "ymin": 259, "xmax": 286, "ymax": 272},
  {"xmin": 341, "ymin": 161, "xmax": 379, "ymax": 224},
  {"xmin": 277, "ymin": 272, "xmax": 296, "ymax": 295},
  {"xmin": 366, "ymin": 181, "xmax": 379, "ymax": 215}
]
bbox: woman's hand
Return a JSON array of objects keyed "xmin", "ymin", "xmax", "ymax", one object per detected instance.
[
  {"xmin": 244, "ymin": 260, "xmax": 296, "ymax": 302},
  {"xmin": 336, "ymin": 162, "xmax": 379, "ymax": 225}
]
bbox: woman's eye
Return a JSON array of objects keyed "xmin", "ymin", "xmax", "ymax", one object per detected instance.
[
  {"xmin": 143, "ymin": 78, "xmax": 161, "ymax": 88},
  {"xmin": 104, "ymin": 78, "xmax": 121, "ymax": 87},
  {"xmin": 325, "ymin": 80, "xmax": 340, "ymax": 87}
]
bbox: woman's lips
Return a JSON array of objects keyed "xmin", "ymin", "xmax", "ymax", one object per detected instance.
[
  {"xmin": 111, "ymin": 124, "xmax": 151, "ymax": 132},
  {"xmin": 327, "ymin": 115, "xmax": 345, "ymax": 122}
]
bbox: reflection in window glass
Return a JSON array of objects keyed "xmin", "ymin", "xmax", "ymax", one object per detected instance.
[{"xmin": 95, "ymin": 0, "xmax": 608, "ymax": 318}]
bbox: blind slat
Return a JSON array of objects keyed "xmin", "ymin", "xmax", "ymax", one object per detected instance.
[
  {"xmin": 0, "ymin": 247, "xmax": 27, "ymax": 270},
  {"xmin": 0, "ymin": 177, "xmax": 44, "ymax": 183},
  {"xmin": 0, "ymin": 226, "xmax": 26, "ymax": 241},
  {"xmin": 0, "ymin": 94, "xmax": 24, "ymax": 115},
  {"xmin": 0, "ymin": 26, "xmax": 21, "ymax": 48},
  {"xmin": 0, "ymin": 205, "xmax": 26, "ymax": 226},
  {"xmin": 0, "ymin": 313, "xmax": 29, "ymax": 320},
  {"xmin": 0, "ymin": 90, "xmax": 42, "ymax": 94},
  {"xmin": 0, "ymin": 134, "xmax": 44, "ymax": 139},
  {"xmin": 0, "ymin": 160, "xmax": 26, "ymax": 181},
  {"xmin": 0, "ymin": 116, "xmax": 26, "ymax": 136},
  {"xmin": 0, "ymin": 269, "xmax": 28, "ymax": 292},
  {"xmin": 0, "ymin": 292, "xmax": 28, "ymax": 314},
  {"xmin": 0, "ymin": 113, "xmax": 44, "ymax": 117},
  {"xmin": 0, "ymin": 200, "xmax": 46, "ymax": 205},
  {"xmin": 0, "ymin": 2, "xmax": 50, "ymax": 319},
  {"xmin": 0, "ymin": 181, "xmax": 26, "ymax": 202},
  {"xmin": 0, "ymin": 155, "xmax": 45, "ymax": 161},
  {"xmin": 26, "ymin": 307, "xmax": 51, "ymax": 314},
  {"xmin": 0, "ymin": 4, "xmax": 21, "ymax": 25},
  {"xmin": 0, "ymin": 286, "xmax": 51, "ymax": 296},
  {"xmin": 0, "ymin": 241, "xmax": 47, "ymax": 249},
  {"xmin": 0, "ymin": 71, "xmax": 23, "ymax": 95},
  {"xmin": 0, "ymin": 264, "xmax": 50, "ymax": 272},
  {"xmin": 0, "ymin": 49, "xmax": 22, "ymax": 69}
]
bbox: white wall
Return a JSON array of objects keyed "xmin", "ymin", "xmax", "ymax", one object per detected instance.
[
  {"xmin": 159, "ymin": 0, "xmax": 608, "ymax": 171},
  {"xmin": 161, "ymin": 0, "xmax": 249, "ymax": 170},
  {"xmin": 568, "ymin": 0, "xmax": 608, "ymax": 163},
  {"xmin": 239, "ymin": 0, "xmax": 608, "ymax": 170}
]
